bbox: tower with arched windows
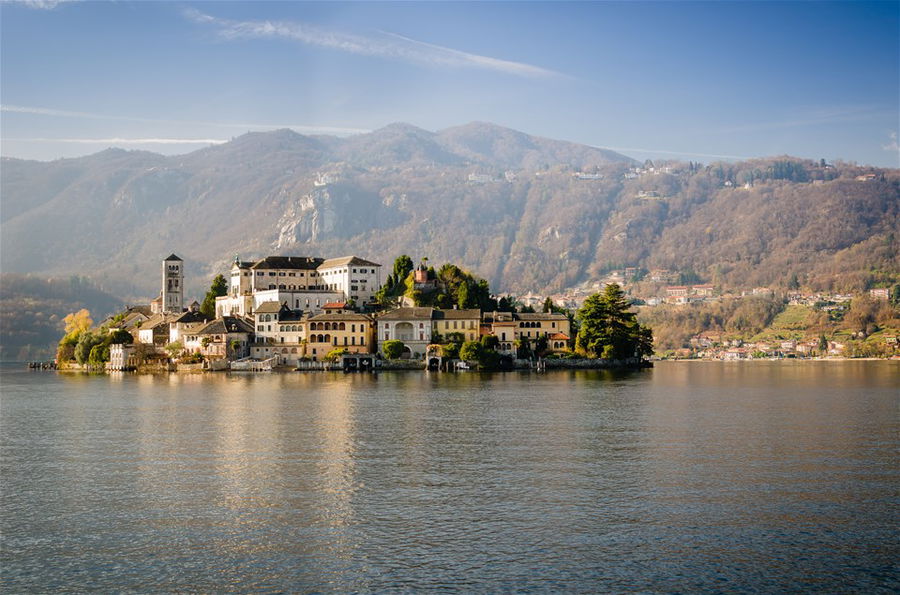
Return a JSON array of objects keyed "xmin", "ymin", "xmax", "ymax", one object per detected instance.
[{"xmin": 162, "ymin": 254, "xmax": 184, "ymax": 313}]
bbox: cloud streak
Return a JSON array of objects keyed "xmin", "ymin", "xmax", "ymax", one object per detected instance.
[
  {"xmin": 882, "ymin": 131, "xmax": 899, "ymax": 153},
  {"xmin": 1, "ymin": 104, "xmax": 369, "ymax": 135},
  {"xmin": 184, "ymin": 9, "xmax": 560, "ymax": 79},
  {"xmin": 7, "ymin": 0, "xmax": 76, "ymax": 10}
]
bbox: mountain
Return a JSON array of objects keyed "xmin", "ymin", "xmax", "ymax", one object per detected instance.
[{"xmin": 1, "ymin": 124, "xmax": 898, "ymax": 308}]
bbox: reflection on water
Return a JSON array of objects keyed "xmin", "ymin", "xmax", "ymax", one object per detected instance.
[{"xmin": 1, "ymin": 362, "xmax": 897, "ymax": 592}]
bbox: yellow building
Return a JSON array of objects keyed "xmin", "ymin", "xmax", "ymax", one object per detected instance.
[
  {"xmin": 431, "ymin": 308, "xmax": 481, "ymax": 343},
  {"xmin": 304, "ymin": 305, "xmax": 374, "ymax": 361},
  {"xmin": 482, "ymin": 311, "xmax": 572, "ymax": 355}
]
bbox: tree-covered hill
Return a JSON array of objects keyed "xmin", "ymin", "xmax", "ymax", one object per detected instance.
[
  {"xmin": 1, "ymin": 124, "xmax": 897, "ymax": 306},
  {"xmin": 0, "ymin": 274, "xmax": 124, "ymax": 361}
]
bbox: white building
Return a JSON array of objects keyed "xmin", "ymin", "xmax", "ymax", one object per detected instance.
[
  {"xmin": 216, "ymin": 254, "xmax": 381, "ymax": 316},
  {"xmin": 376, "ymin": 307, "xmax": 434, "ymax": 359},
  {"xmin": 317, "ymin": 256, "xmax": 382, "ymax": 306}
]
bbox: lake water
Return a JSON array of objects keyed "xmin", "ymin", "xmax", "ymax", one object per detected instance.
[{"xmin": 1, "ymin": 361, "xmax": 897, "ymax": 592}]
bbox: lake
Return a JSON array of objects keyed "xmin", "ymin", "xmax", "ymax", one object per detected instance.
[{"xmin": 1, "ymin": 361, "xmax": 897, "ymax": 592}]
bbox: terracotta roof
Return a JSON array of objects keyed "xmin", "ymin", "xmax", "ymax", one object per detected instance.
[
  {"xmin": 432, "ymin": 308, "xmax": 481, "ymax": 320},
  {"xmin": 322, "ymin": 302, "xmax": 347, "ymax": 309},
  {"xmin": 251, "ymin": 256, "xmax": 324, "ymax": 270},
  {"xmin": 376, "ymin": 307, "xmax": 434, "ymax": 320},
  {"xmin": 308, "ymin": 312, "xmax": 373, "ymax": 322},
  {"xmin": 318, "ymin": 255, "xmax": 381, "ymax": 269},
  {"xmin": 549, "ymin": 333, "xmax": 570, "ymax": 341}
]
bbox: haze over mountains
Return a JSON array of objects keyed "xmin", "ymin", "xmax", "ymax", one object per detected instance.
[{"xmin": 2, "ymin": 122, "xmax": 898, "ymax": 303}]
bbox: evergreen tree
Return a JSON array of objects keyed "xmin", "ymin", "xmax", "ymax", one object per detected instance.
[
  {"xmin": 542, "ymin": 297, "xmax": 554, "ymax": 313},
  {"xmin": 200, "ymin": 274, "xmax": 228, "ymax": 319},
  {"xmin": 393, "ymin": 255, "xmax": 414, "ymax": 281},
  {"xmin": 575, "ymin": 284, "xmax": 653, "ymax": 360}
]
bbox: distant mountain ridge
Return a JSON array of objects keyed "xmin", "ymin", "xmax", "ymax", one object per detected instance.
[{"xmin": 1, "ymin": 122, "xmax": 897, "ymax": 304}]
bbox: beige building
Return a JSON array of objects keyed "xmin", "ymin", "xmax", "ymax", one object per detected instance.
[
  {"xmin": 250, "ymin": 302, "xmax": 307, "ymax": 366},
  {"xmin": 183, "ymin": 316, "xmax": 254, "ymax": 360},
  {"xmin": 482, "ymin": 311, "xmax": 571, "ymax": 355},
  {"xmin": 305, "ymin": 306, "xmax": 375, "ymax": 361},
  {"xmin": 431, "ymin": 308, "xmax": 481, "ymax": 343}
]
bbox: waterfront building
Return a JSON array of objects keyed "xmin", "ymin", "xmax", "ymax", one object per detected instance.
[
  {"xmin": 431, "ymin": 308, "xmax": 481, "ymax": 343},
  {"xmin": 376, "ymin": 307, "xmax": 434, "ymax": 358},
  {"xmin": 250, "ymin": 302, "xmax": 308, "ymax": 366},
  {"xmin": 482, "ymin": 311, "xmax": 571, "ymax": 355},
  {"xmin": 304, "ymin": 306, "xmax": 375, "ymax": 362},
  {"xmin": 183, "ymin": 316, "xmax": 254, "ymax": 360}
]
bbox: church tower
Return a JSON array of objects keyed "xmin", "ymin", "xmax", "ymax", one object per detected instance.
[{"xmin": 162, "ymin": 254, "xmax": 184, "ymax": 313}]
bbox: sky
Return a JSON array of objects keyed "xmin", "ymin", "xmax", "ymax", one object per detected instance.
[{"xmin": 1, "ymin": 1, "xmax": 898, "ymax": 167}]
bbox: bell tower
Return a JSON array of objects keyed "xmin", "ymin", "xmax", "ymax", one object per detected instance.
[{"xmin": 162, "ymin": 254, "xmax": 184, "ymax": 313}]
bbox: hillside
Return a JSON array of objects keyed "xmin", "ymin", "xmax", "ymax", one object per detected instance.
[
  {"xmin": 1, "ymin": 123, "xmax": 898, "ymax": 306},
  {"xmin": 0, "ymin": 274, "xmax": 124, "ymax": 361}
]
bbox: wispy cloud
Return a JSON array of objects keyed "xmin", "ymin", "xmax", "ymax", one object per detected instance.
[
  {"xmin": 882, "ymin": 131, "xmax": 899, "ymax": 153},
  {"xmin": 0, "ymin": 104, "xmax": 369, "ymax": 136},
  {"xmin": 184, "ymin": 8, "xmax": 560, "ymax": 79},
  {"xmin": 5, "ymin": 0, "xmax": 76, "ymax": 10},
  {"xmin": 4, "ymin": 137, "xmax": 227, "ymax": 145}
]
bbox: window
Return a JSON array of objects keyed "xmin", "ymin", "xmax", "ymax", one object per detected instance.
[{"xmin": 269, "ymin": 272, "xmax": 276, "ymax": 276}]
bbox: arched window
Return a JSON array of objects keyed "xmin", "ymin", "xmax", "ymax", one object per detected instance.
[
  {"xmin": 281, "ymin": 348, "xmax": 288, "ymax": 354},
  {"xmin": 324, "ymin": 334, "xmax": 331, "ymax": 343},
  {"xmin": 339, "ymin": 322, "xmax": 346, "ymax": 330},
  {"xmin": 291, "ymin": 347, "xmax": 297, "ymax": 353},
  {"xmin": 324, "ymin": 322, "xmax": 332, "ymax": 331}
]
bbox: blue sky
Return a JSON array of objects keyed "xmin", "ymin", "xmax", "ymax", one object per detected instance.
[{"xmin": 2, "ymin": 1, "xmax": 898, "ymax": 166}]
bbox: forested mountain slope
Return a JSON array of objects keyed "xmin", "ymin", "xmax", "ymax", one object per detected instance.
[{"xmin": 2, "ymin": 124, "xmax": 897, "ymax": 303}]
